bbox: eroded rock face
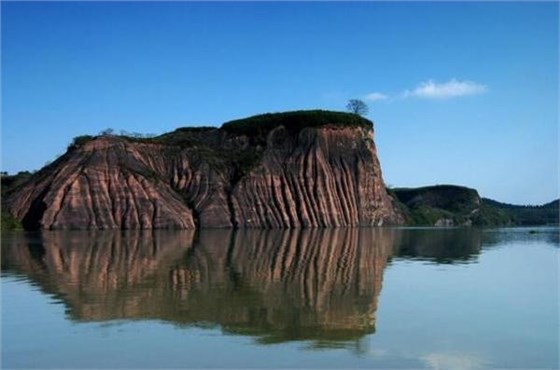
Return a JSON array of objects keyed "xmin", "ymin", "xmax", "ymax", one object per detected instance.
[
  {"xmin": 5, "ymin": 118, "xmax": 402, "ymax": 229},
  {"xmin": 232, "ymin": 126, "xmax": 396, "ymax": 227}
]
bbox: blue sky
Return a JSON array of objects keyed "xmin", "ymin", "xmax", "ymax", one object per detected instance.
[{"xmin": 2, "ymin": 2, "xmax": 558, "ymax": 204}]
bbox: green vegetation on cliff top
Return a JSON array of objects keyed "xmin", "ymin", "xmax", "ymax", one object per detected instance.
[
  {"xmin": 66, "ymin": 110, "xmax": 372, "ymax": 151},
  {"xmin": 155, "ymin": 110, "xmax": 371, "ymax": 149},
  {"xmin": 221, "ymin": 110, "xmax": 372, "ymax": 140},
  {"xmin": 119, "ymin": 110, "xmax": 370, "ymax": 179}
]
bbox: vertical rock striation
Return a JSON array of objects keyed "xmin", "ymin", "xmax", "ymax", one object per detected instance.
[
  {"xmin": 4, "ymin": 110, "xmax": 402, "ymax": 229},
  {"xmin": 232, "ymin": 126, "xmax": 395, "ymax": 227}
]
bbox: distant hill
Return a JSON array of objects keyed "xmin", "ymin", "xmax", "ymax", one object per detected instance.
[
  {"xmin": 389, "ymin": 185, "xmax": 481, "ymax": 226},
  {"xmin": 390, "ymin": 185, "xmax": 559, "ymax": 227},
  {"xmin": 481, "ymin": 198, "xmax": 559, "ymax": 226}
]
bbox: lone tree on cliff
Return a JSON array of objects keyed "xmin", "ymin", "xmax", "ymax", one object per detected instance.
[{"xmin": 346, "ymin": 99, "xmax": 369, "ymax": 116}]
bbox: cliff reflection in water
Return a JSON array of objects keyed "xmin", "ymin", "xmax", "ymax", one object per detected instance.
[{"xmin": 1, "ymin": 228, "xmax": 482, "ymax": 345}]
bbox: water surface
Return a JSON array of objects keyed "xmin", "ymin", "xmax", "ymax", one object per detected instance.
[{"xmin": 2, "ymin": 227, "xmax": 558, "ymax": 369}]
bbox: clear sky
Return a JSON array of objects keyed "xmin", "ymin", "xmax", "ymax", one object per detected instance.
[{"xmin": 2, "ymin": 2, "xmax": 558, "ymax": 205}]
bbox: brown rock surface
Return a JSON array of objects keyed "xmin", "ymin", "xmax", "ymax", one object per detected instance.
[
  {"xmin": 232, "ymin": 126, "xmax": 396, "ymax": 227},
  {"xmin": 4, "ymin": 111, "xmax": 402, "ymax": 229}
]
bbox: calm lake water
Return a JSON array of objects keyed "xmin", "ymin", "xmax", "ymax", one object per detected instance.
[{"xmin": 1, "ymin": 227, "xmax": 558, "ymax": 369}]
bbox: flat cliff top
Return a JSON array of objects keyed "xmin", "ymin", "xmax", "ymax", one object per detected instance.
[
  {"xmin": 161, "ymin": 110, "xmax": 373, "ymax": 146},
  {"xmin": 66, "ymin": 110, "xmax": 373, "ymax": 150},
  {"xmin": 221, "ymin": 110, "xmax": 372, "ymax": 138}
]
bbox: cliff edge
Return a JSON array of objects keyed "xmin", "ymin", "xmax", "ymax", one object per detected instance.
[{"xmin": 4, "ymin": 110, "xmax": 402, "ymax": 230}]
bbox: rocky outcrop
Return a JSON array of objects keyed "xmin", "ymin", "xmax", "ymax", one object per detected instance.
[{"xmin": 4, "ymin": 111, "xmax": 401, "ymax": 230}]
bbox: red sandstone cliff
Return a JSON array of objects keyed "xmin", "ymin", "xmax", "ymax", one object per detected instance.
[{"xmin": 4, "ymin": 110, "xmax": 402, "ymax": 229}]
